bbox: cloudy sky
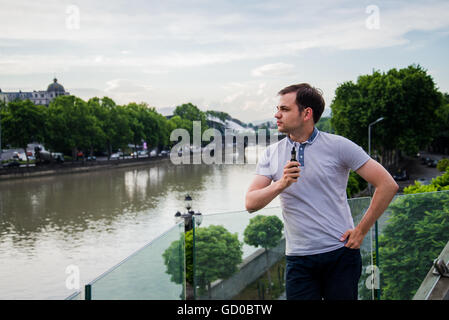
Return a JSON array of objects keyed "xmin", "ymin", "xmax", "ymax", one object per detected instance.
[{"xmin": 1, "ymin": 0, "xmax": 449, "ymax": 122}]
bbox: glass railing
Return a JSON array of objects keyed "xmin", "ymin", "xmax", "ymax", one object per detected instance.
[
  {"xmin": 377, "ymin": 190, "xmax": 449, "ymax": 300},
  {"xmin": 191, "ymin": 207, "xmax": 284, "ymax": 300},
  {"xmin": 65, "ymin": 290, "xmax": 82, "ymax": 300},
  {"xmin": 192, "ymin": 198, "xmax": 375, "ymax": 300},
  {"xmin": 348, "ymin": 197, "xmax": 376, "ymax": 300},
  {"xmin": 64, "ymin": 190, "xmax": 449, "ymax": 300},
  {"xmin": 81, "ymin": 221, "xmax": 185, "ymax": 300}
]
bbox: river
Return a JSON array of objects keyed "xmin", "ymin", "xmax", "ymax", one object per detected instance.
[{"xmin": 0, "ymin": 146, "xmax": 280, "ymax": 299}]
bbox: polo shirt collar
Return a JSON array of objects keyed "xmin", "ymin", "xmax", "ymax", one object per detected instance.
[{"xmin": 287, "ymin": 127, "xmax": 320, "ymax": 146}]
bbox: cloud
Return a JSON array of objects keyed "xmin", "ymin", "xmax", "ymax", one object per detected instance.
[
  {"xmin": 104, "ymin": 79, "xmax": 152, "ymax": 93},
  {"xmin": 2, "ymin": 1, "xmax": 449, "ymax": 73},
  {"xmin": 2, "ymin": 0, "xmax": 449, "ymax": 122},
  {"xmin": 252, "ymin": 63, "xmax": 295, "ymax": 77}
]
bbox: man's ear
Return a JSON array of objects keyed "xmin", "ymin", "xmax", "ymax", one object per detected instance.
[{"xmin": 305, "ymin": 108, "xmax": 313, "ymax": 121}]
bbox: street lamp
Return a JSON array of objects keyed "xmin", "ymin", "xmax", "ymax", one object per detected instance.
[
  {"xmin": 368, "ymin": 116, "xmax": 384, "ymax": 300},
  {"xmin": 175, "ymin": 194, "xmax": 202, "ymax": 232}
]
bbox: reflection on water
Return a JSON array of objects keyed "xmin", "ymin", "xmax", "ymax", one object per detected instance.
[{"xmin": 0, "ymin": 154, "xmax": 277, "ymax": 299}]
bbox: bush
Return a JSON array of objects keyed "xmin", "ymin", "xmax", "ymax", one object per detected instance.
[
  {"xmin": 379, "ymin": 170, "xmax": 449, "ymax": 299},
  {"xmin": 437, "ymin": 158, "xmax": 449, "ymax": 172},
  {"xmin": 404, "ymin": 171, "xmax": 449, "ymax": 194}
]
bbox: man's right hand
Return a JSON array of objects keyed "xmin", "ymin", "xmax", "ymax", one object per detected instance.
[{"xmin": 277, "ymin": 161, "xmax": 301, "ymax": 190}]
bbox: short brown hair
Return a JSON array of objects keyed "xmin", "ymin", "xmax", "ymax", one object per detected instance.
[{"xmin": 278, "ymin": 83, "xmax": 325, "ymax": 123}]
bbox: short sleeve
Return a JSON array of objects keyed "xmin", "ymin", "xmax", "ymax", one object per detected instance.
[
  {"xmin": 339, "ymin": 137, "xmax": 371, "ymax": 171},
  {"xmin": 255, "ymin": 147, "xmax": 274, "ymax": 180}
]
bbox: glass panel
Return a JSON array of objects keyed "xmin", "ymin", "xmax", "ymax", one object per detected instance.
[
  {"xmin": 87, "ymin": 222, "xmax": 185, "ymax": 300},
  {"xmin": 192, "ymin": 201, "xmax": 375, "ymax": 300},
  {"xmin": 192, "ymin": 206, "xmax": 284, "ymax": 300},
  {"xmin": 65, "ymin": 290, "xmax": 82, "ymax": 300},
  {"xmin": 377, "ymin": 190, "xmax": 449, "ymax": 300},
  {"xmin": 348, "ymin": 197, "xmax": 376, "ymax": 300}
]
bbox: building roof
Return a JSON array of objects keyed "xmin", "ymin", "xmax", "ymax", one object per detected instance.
[{"xmin": 47, "ymin": 78, "xmax": 65, "ymax": 93}]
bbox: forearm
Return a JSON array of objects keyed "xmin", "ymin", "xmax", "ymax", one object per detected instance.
[
  {"xmin": 356, "ymin": 183, "xmax": 399, "ymax": 235},
  {"xmin": 246, "ymin": 180, "xmax": 284, "ymax": 213}
]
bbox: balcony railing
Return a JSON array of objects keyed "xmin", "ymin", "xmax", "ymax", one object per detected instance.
[{"xmin": 66, "ymin": 190, "xmax": 449, "ymax": 300}]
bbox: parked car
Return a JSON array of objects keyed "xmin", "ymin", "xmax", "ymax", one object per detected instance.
[
  {"xmin": 87, "ymin": 156, "xmax": 96, "ymax": 161},
  {"xmin": 158, "ymin": 150, "xmax": 169, "ymax": 157},
  {"xmin": 427, "ymin": 159, "xmax": 438, "ymax": 168},
  {"xmin": 52, "ymin": 152, "xmax": 64, "ymax": 163},
  {"xmin": 149, "ymin": 150, "xmax": 157, "ymax": 157},
  {"xmin": 12, "ymin": 152, "xmax": 26, "ymax": 161},
  {"xmin": 393, "ymin": 170, "xmax": 409, "ymax": 181},
  {"xmin": 3, "ymin": 161, "xmax": 20, "ymax": 168},
  {"xmin": 110, "ymin": 153, "xmax": 120, "ymax": 160}
]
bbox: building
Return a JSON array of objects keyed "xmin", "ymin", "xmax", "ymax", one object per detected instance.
[{"xmin": 0, "ymin": 78, "xmax": 70, "ymax": 106}]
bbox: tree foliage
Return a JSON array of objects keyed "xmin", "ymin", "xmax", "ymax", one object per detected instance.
[
  {"xmin": 1, "ymin": 96, "xmax": 216, "ymax": 158},
  {"xmin": 347, "ymin": 171, "xmax": 368, "ymax": 198},
  {"xmin": 193, "ymin": 225, "xmax": 243, "ymax": 292},
  {"xmin": 1, "ymin": 99, "xmax": 46, "ymax": 160},
  {"xmin": 243, "ymin": 215, "xmax": 284, "ymax": 251},
  {"xmin": 379, "ymin": 171, "xmax": 449, "ymax": 299},
  {"xmin": 315, "ymin": 116, "xmax": 333, "ymax": 133},
  {"xmin": 330, "ymin": 65, "xmax": 443, "ymax": 158},
  {"xmin": 173, "ymin": 103, "xmax": 208, "ymax": 142},
  {"xmin": 437, "ymin": 158, "xmax": 449, "ymax": 172},
  {"xmin": 163, "ymin": 225, "xmax": 243, "ymax": 295}
]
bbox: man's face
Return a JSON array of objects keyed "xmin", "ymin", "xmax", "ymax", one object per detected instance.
[{"xmin": 275, "ymin": 92, "xmax": 303, "ymax": 133}]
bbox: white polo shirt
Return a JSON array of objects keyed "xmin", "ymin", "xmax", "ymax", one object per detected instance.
[{"xmin": 256, "ymin": 127, "xmax": 371, "ymax": 256}]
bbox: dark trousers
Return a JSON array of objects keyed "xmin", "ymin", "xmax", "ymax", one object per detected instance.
[{"xmin": 285, "ymin": 246, "xmax": 362, "ymax": 300}]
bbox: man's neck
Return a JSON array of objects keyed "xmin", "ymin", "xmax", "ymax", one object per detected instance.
[{"xmin": 288, "ymin": 126, "xmax": 315, "ymax": 144}]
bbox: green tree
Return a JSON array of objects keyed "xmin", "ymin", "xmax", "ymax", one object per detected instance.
[
  {"xmin": 331, "ymin": 65, "xmax": 442, "ymax": 168},
  {"xmin": 46, "ymin": 95, "xmax": 103, "ymax": 159},
  {"xmin": 347, "ymin": 171, "xmax": 368, "ymax": 198},
  {"xmin": 173, "ymin": 103, "xmax": 208, "ymax": 142},
  {"xmin": 194, "ymin": 225, "xmax": 243, "ymax": 297},
  {"xmin": 315, "ymin": 116, "xmax": 333, "ymax": 133},
  {"xmin": 163, "ymin": 225, "xmax": 243, "ymax": 298},
  {"xmin": 379, "ymin": 171, "xmax": 449, "ymax": 299},
  {"xmin": 437, "ymin": 158, "xmax": 449, "ymax": 172},
  {"xmin": 124, "ymin": 103, "xmax": 146, "ymax": 157},
  {"xmin": 109, "ymin": 105, "xmax": 133, "ymax": 158},
  {"xmin": 86, "ymin": 97, "xmax": 111, "ymax": 156},
  {"xmin": 432, "ymin": 93, "xmax": 449, "ymax": 154},
  {"xmin": 1, "ymin": 99, "xmax": 46, "ymax": 164},
  {"xmin": 244, "ymin": 215, "xmax": 284, "ymax": 288},
  {"xmin": 162, "ymin": 233, "xmax": 186, "ymax": 285}
]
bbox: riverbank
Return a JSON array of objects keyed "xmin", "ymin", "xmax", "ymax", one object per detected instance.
[{"xmin": 0, "ymin": 156, "xmax": 170, "ymax": 182}]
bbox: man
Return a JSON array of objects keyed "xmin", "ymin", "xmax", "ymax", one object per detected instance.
[{"xmin": 245, "ymin": 83, "xmax": 398, "ymax": 300}]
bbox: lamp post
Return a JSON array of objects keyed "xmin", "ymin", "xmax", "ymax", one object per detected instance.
[
  {"xmin": 174, "ymin": 194, "xmax": 202, "ymax": 300},
  {"xmin": 174, "ymin": 194, "xmax": 202, "ymax": 232},
  {"xmin": 368, "ymin": 116, "xmax": 384, "ymax": 300}
]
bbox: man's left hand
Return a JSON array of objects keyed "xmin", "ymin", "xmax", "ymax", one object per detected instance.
[{"xmin": 340, "ymin": 227, "xmax": 366, "ymax": 249}]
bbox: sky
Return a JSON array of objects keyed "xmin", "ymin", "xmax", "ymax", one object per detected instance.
[{"xmin": 1, "ymin": 0, "xmax": 449, "ymax": 123}]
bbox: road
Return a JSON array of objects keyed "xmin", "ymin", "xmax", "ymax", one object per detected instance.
[{"xmin": 395, "ymin": 151, "xmax": 446, "ymax": 193}]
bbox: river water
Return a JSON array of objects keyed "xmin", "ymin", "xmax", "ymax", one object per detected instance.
[{"xmin": 0, "ymin": 146, "xmax": 282, "ymax": 299}]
